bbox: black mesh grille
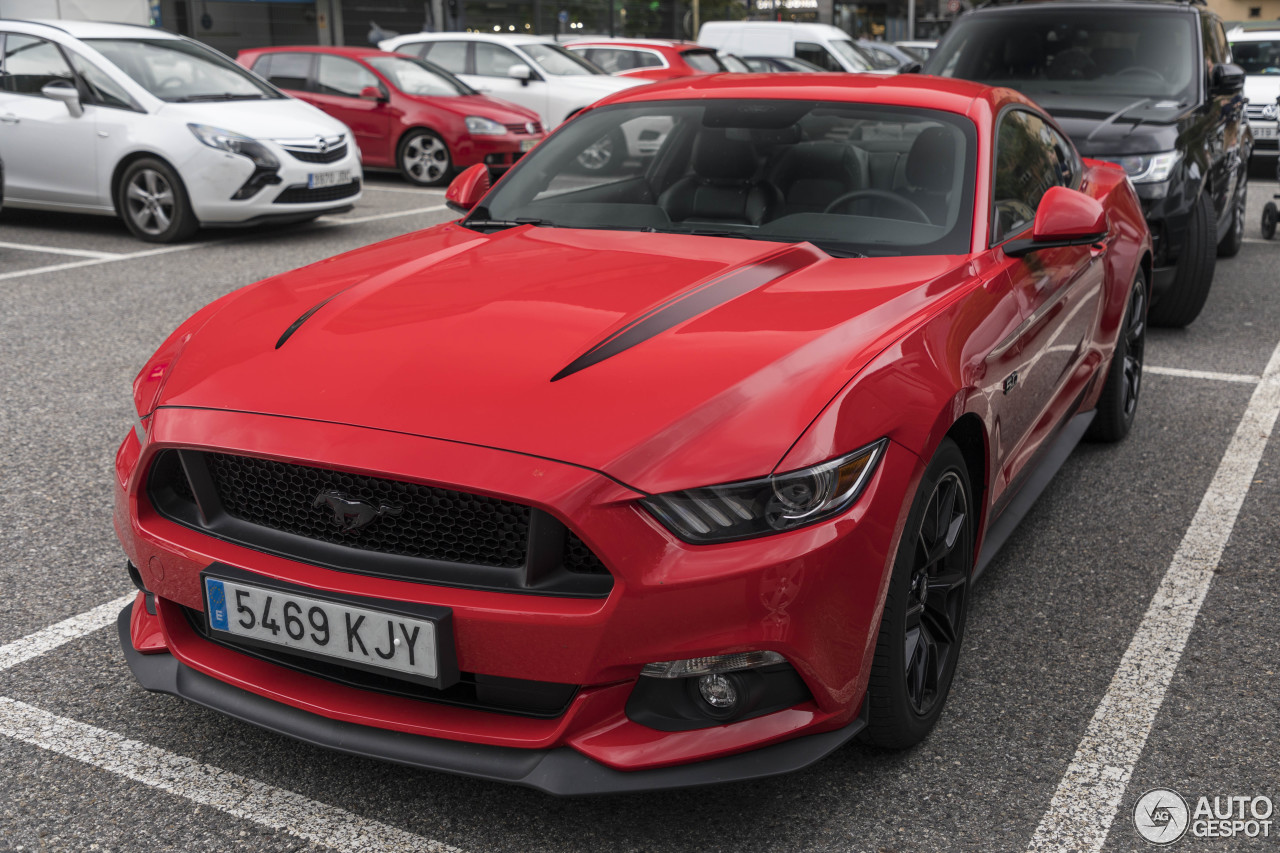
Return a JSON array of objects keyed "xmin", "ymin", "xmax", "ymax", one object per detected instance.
[
  {"xmin": 284, "ymin": 144, "xmax": 349, "ymax": 164},
  {"xmin": 274, "ymin": 180, "xmax": 361, "ymax": 204},
  {"xmin": 205, "ymin": 453, "xmax": 530, "ymax": 567},
  {"xmin": 564, "ymin": 532, "xmax": 608, "ymax": 574}
]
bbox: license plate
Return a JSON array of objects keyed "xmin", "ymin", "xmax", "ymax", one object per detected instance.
[
  {"xmin": 520, "ymin": 138, "xmax": 538, "ymax": 152},
  {"xmin": 202, "ymin": 571, "xmax": 456, "ymax": 688},
  {"xmin": 308, "ymin": 169, "xmax": 351, "ymax": 189},
  {"xmin": 1255, "ymin": 126, "xmax": 1277, "ymax": 139}
]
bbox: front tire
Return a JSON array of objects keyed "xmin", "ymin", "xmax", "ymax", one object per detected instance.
[
  {"xmin": 1148, "ymin": 190, "xmax": 1215, "ymax": 328},
  {"xmin": 398, "ymin": 129, "xmax": 452, "ymax": 186},
  {"xmin": 1217, "ymin": 171, "xmax": 1246, "ymax": 258},
  {"xmin": 117, "ymin": 157, "xmax": 198, "ymax": 243},
  {"xmin": 862, "ymin": 438, "xmax": 973, "ymax": 749},
  {"xmin": 1086, "ymin": 272, "xmax": 1147, "ymax": 443}
]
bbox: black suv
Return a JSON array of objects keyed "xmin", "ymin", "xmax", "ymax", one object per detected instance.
[{"xmin": 924, "ymin": 0, "xmax": 1250, "ymax": 326}]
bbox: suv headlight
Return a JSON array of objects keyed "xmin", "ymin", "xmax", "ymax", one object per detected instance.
[
  {"xmin": 1107, "ymin": 151, "xmax": 1181, "ymax": 184},
  {"xmin": 641, "ymin": 439, "xmax": 887, "ymax": 544},
  {"xmin": 465, "ymin": 116, "xmax": 506, "ymax": 135},
  {"xmin": 188, "ymin": 123, "xmax": 280, "ymax": 169}
]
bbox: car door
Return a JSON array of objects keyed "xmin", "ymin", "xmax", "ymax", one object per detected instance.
[
  {"xmin": 989, "ymin": 109, "xmax": 1106, "ymax": 503},
  {"xmin": 469, "ymin": 42, "xmax": 549, "ymax": 125},
  {"xmin": 0, "ymin": 32, "xmax": 98, "ymax": 206},
  {"xmin": 1202, "ymin": 14, "xmax": 1245, "ymax": 237},
  {"xmin": 310, "ymin": 55, "xmax": 390, "ymax": 164}
]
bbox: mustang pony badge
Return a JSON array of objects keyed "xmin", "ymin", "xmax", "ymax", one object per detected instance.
[{"xmin": 313, "ymin": 490, "xmax": 403, "ymax": 532}]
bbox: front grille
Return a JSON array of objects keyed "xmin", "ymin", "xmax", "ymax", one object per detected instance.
[
  {"xmin": 206, "ymin": 453, "xmax": 530, "ymax": 567},
  {"xmin": 183, "ymin": 607, "xmax": 578, "ymax": 717},
  {"xmin": 504, "ymin": 121, "xmax": 542, "ymax": 135},
  {"xmin": 274, "ymin": 180, "xmax": 361, "ymax": 204},
  {"xmin": 283, "ymin": 143, "xmax": 349, "ymax": 164},
  {"xmin": 148, "ymin": 450, "xmax": 612, "ymax": 597}
]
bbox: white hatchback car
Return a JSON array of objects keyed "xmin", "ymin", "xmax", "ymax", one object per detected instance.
[
  {"xmin": 377, "ymin": 32, "xmax": 642, "ymax": 132},
  {"xmin": 0, "ymin": 20, "xmax": 362, "ymax": 242}
]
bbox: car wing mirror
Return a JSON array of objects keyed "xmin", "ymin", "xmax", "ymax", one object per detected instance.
[
  {"xmin": 360, "ymin": 84, "xmax": 389, "ymax": 103},
  {"xmin": 1211, "ymin": 62, "xmax": 1245, "ymax": 95},
  {"xmin": 508, "ymin": 64, "xmax": 534, "ymax": 86},
  {"xmin": 1003, "ymin": 186, "xmax": 1107, "ymax": 258},
  {"xmin": 445, "ymin": 163, "xmax": 491, "ymax": 214},
  {"xmin": 900, "ymin": 60, "xmax": 923, "ymax": 74},
  {"xmin": 42, "ymin": 80, "xmax": 83, "ymax": 118}
]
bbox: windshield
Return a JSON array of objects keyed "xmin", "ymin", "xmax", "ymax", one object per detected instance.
[
  {"xmin": 1231, "ymin": 38, "xmax": 1280, "ymax": 74},
  {"xmin": 86, "ymin": 38, "xmax": 279, "ymax": 101},
  {"xmin": 365, "ymin": 55, "xmax": 472, "ymax": 95},
  {"xmin": 466, "ymin": 99, "xmax": 976, "ymax": 257},
  {"xmin": 927, "ymin": 10, "xmax": 1198, "ymax": 103},
  {"xmin": 830, "ymin": 40, "xmax": 875, "ymax": 71},
  {"xmin": 523, "ymin": 43, "xmax": 601, "ymax": 76}
]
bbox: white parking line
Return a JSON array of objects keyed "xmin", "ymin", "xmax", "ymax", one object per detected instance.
[
  {"xmin": 0, "ymin": 243, "xmax": 201, "ymax": 283},
  {"xmin": 0, "ymin": 240, "xmax": 123, "ymax": 259},
  {"xmin": 0, "ymin": 594, "xmax": 135, "ymax": 671},
  {"xmin": 362, "ymin": 184, "xmax": 448, "ymax": 196},
  {"xmin": 0, "ymin": 699, "xmax": 463, "ymax": 853},
  {"xmin": 1145, "ymin": 365, "xmax": 1262, "ymax": 384},
  {"xmin": 1027, "ymin": 335, "xmax": 1280, "ymax": 852},
  {"xmin": 323, "ymin": 204, "xmax": 448, "ymax": 225}
]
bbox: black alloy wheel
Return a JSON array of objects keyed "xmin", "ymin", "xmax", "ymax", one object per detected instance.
[
  {"xmin": 863, "ymin": 438, "xmax": 973, "ymax": 748},
  {"xmin": 1087, "ymin": 272, "xmax": 1147, "ymax": 442}
]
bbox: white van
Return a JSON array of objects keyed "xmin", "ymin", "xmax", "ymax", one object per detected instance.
[{"xmin": 698, "ymin": 22, "xmax": 887, "ymax": 74}]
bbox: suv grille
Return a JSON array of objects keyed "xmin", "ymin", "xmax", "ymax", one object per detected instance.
[
  {"xmin": 147, "ymin": 450, "xmax": 612, "ymax": 597},
  {"xmin": 283, "ymin": 143, "xmax": 349, "ymax": 164}
]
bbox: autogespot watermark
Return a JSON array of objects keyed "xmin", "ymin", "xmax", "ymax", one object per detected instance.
[{"xmin": 1133, "ymin": 788, "xmax": 1274, "ymax": 844}]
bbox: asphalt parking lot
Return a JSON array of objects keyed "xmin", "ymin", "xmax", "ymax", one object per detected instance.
[{"xmin": 1, "ymin": 162, "xmax": 1278, "ymax": 853}]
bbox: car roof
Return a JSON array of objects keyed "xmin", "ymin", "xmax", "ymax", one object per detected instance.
[
  {"xmin": 3, "ymin": 19, "xmax": 182, "ymax": 39},
  {"xmin": 239, "ymin": 45, "xmax": 395, "ymax": 60},
  {"xmin": 1227, "ymin": 27, "xmax": 1280, "ymax": 41},
  {"xmin": 963, "ymin": 0, "xmax": 1203, "ymax": 15},
  {"xmin": 591, "ymin": 71, "xmax": 1019, "ymax": 116},
  {"xmin": 568, "ymin": 39, "xmax": 706, "ymax": 49},
  {"xmin": 390, "ymin": 32, "xmax": 555, "ymax": 45}
]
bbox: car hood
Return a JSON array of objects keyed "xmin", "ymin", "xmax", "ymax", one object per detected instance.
[
  {"xmin": 1029, "ymin": 93, "xmax": 1188, "ymax": 157},
  {"xmin": 156, "ymin": 97, "xmax": 349, "ymax": 140},
  {"xmin": 417, "ymin": 93, "xmax": 541, "ymax": 123},
  {"xmin": 156, "ymin": 225, "xmax": 966, "ymax": 493},
  {"xmin": 1244, "ymin": 75, "xmax": 1280, "ymax": 107}
]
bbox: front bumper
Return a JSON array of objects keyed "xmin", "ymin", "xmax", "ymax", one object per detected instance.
[
  {"xmin": 119, "ymin": 600, "xmax": 866, "ymax": 795},
  {"xmin": 453, "ymin": 134, "xmax": 543, "ymax": 170},
  {"xmin": 115, "ymin": 406, "xmax": 914, "ymax": 786}
]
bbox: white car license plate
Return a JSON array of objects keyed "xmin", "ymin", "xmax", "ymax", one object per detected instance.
[
  {"xmin": 520, "ymin": 138, "xmax": 538, "ymax": 152},
  {"xmin": 203, "ymin": 575, "xmax": 447, "ymax": 684},
  {"xmin": 308, "ymin": 169, "xmax": 351, "ymax": 189},
  {"xmin": 1255, "ymin": 125, "xmax": 1277, "ymax": 139}
]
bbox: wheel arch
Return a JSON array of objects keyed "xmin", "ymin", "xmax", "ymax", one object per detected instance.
[{"xmin": 110, "ymin": 151, "xmax": 190, "ymax": 218}]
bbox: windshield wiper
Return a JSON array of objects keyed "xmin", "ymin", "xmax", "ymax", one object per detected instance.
[
  {"xmin": 463, "ymin": 217, "xmax": 550, "ymax": 231},
  {"xmin": 170, "ymin": 92, "xmax": 267, "ymax": 102}
]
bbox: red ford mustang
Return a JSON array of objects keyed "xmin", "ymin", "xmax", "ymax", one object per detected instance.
[{"xmin": 115, "ymin": 74, "xmax": 1151, "ymax": 794}]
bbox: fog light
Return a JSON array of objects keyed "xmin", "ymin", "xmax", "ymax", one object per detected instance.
[{"xmin": 697, "ymin": 673, "xmax": 738, "ymax": 709}]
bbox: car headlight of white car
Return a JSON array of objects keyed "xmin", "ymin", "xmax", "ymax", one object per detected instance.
[{"xmin": 188, "ymin": 123, "xmax": 280, "ymax": 170}]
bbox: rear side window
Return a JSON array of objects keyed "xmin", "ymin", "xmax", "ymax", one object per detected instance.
[
  {"xmin": 795, "ymin": 41, "xmax": 842, "ymax": 72},
  {"xmin": 316, "ymin": 55, "xmax": 378, "ymax": 97},
  {"xmin": 1, "ymin": 33, "xmax": 75, "ymax": 95},
  {"xmin": 681, "ymin": 50, "xmax": 726, "ymax": 72},
  {"xmin": 421, "ymin": 41, "xmax": 468, "ymax": 74},
  {"xmin": 578, "ymin": 47, "xmax": 662, "ymax": 72},
  {"xmin": 992, "ymin": 109, "xmax": 1073, "ymax": 242},
  {"xmin": 256, "ymin": 52, "xmax": 312, "ymax": 90}
]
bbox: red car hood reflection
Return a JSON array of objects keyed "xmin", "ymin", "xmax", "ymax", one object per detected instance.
[{"xmin": 158, "ymin": 225, "xmax": 966, "ymax": 492}]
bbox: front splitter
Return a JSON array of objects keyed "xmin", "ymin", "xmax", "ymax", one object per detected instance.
[{"xmin": 117, "ymin": 603, "xmax": 866, "ymax": 796}]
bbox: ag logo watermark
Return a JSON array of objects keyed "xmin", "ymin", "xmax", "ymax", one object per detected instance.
[
  {"xmin": 1134, "ymin": 788, "xmax": 1274, "ymax": 844},
  {"xmin": 1134, "ymin": 789, "xmax": 1189, "ymax": 845}
]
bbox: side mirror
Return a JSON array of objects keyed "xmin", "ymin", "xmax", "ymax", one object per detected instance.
[
  {"xmin": 508, "ymin": 64, "xmax": 534, "ymax": 86},
  {"xmin": 1211, "ymin": 62, "xmax": 1245, "ymax": 95},
  {"xmin": 1003, "ymin": 186, "xmax": 1107, "ymax": 258},
  {"xmin": 42, "ymin": 80, "xmax": 83, "ymax": 118},
  {"xmin": 445, "ymin": 163, "xmax": 491, "ymax": 214},
  {"xmin": 360, "ymin": 85, "xmax": 389, "ymax": 102},
  {"xmin": 900, "ymin": 61, "xmax": 923, "ymax": 74}
]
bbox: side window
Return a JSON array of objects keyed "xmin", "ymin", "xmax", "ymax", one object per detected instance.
[
  {"xmin": 795, "ymin": 42, "xmax": 842, "ymax": 72},
  {"xmin": 2, "ymin": 34, "xmax": 75, "ymax": 95},
  {"xmin": 258, "ymin": 52, "xmax": 311, "ymax": 91},
  {"xmin": 474, "ymin": 42, "xmax": 526, "ymax": 77},
  {"xmin": 67, "ymin": 51, "xmax": 134, "ymax": 109},
  {"xmin": 580, "ymin": 48, "xmax": 659, "ymax": 73},
  {"xmin": 316, "ymin": 55, "xmax": 378, "ymax": 97},
  {"xmin": 992, "ymin": 110, "xmax": 1071, "ymax": 243},
  {"xmin": 421, "ymin": 41, "xmax": 467, "ymax": 74}
]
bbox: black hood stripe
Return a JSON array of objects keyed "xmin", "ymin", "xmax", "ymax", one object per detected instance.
[
  {"xmin": 275, "ymin": 290, "xmax": 347, "ymax": 350},
  {"xmin": 550, "ymin": 246, "xmax": 818, "ymax": 383}
]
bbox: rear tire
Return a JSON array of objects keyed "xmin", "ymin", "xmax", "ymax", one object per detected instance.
[
  {"xmin": 1216, "ymin": 171, "xmax": 1246, "ymax": 258},
  {"xmin": 1086, "ymin": 272, "xmax": 1147, "ymax": 443},
  {"xmin": 116, "ymin": 157, "xmax": 198, "ymax": 243},
  {"xmin": 862, "ymin": 438, "xmax": 973, "ymax": 749},
  {"xmin": 1263, "ymin": 202, "xmax": 1277, "ymax": 241},
  {"xmin": 1148, "ymin": 190, "xmax": 1215, "ymax": 328}
]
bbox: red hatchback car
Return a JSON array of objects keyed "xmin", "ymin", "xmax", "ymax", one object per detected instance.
[
  {"xmin": 238, "ymin": 46, "xmax": 545, "ymax": 185},
  {"xmin": 566, "ymin": 39, "xmax": 731, "ymax": 80},
  {"xmin": 116, "ymin": 75, "xmax": 1150, "ymax": 794}
]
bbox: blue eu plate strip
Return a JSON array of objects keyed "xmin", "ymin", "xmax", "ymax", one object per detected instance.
[{"xmin": 205, "ymin": 579, "xmax": 229, "ymax": 631}]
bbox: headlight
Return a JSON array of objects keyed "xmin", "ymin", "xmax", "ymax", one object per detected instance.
[
  {"xmin": 465, "ymin": 116, "xmax": 506, "ymax": 135},
  {"xmin": 641, "ymin": 439, "xmax": 887, "ymax": 544},
  {"xmin": 188, "ymin": 123, "xmax": 279, "ymax": 169},
  {"xmin": 1107, "ymin": 151, "xmax": 1181, "ymax": 184}
]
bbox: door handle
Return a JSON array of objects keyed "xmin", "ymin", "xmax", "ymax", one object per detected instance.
[{"xmin": 0, "ymin": 114, "xmax": 18, "ymax": 124}]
